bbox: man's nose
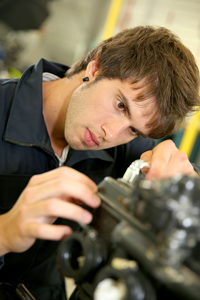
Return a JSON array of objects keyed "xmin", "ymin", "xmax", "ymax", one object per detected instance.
[{"xmin": 102, "ymin": 120, "xmax": 129, "ymax": 143}]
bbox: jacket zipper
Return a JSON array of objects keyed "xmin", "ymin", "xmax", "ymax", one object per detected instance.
[{"xmin": 3, "ymin": 137, "xmax": 59, "ymax": 166}]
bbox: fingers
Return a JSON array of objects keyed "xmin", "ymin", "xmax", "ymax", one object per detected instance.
[
  {"xmin": 23, "ymin": 176, "xmax": 100, "ymax": 208},
  {"xmin": 1, "ymin": 167, "xmax": 100, "ymax": 254},
  {"xmin": 140, "ymin": 150, "xmax": 153, "ymax": 163},
  {"xmin": 145, "ymin": 144, "xmax": 171, "ymax": 179},
  {"xmin": 21, "ymin": 166, "xmax": 100, "ymax": 209},
  {"xmin": 28, "ymin": 166, "xmax": 97, "ymax": 191},
  {"xmin": 23, "ymin": 198, "xmax": 93, "ymax": 224},
  {"xmin": 25, "ymin": 223, "xmax": 73, "ymax": 241},
  {"xmin": 140, "ymin": 140, "xmax": 195, "ymax": 180}
]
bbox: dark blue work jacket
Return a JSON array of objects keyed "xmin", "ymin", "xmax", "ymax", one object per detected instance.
[{"xmin": 0, "ymin": 59, "xmax": 156, "ymax": 299}]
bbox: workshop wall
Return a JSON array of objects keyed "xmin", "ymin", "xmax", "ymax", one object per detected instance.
[{"xmin": 0, "ymin": 0, "xmax": 199, "ymax": 72}]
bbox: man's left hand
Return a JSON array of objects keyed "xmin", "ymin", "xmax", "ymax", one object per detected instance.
[{"xmin": 140, "ymin": 140, "xmax": 198, "ymax": 180}]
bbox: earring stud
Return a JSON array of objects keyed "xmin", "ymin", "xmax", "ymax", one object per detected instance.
[{"xmin": 82, "ymin": 76, "xmax": 89, "ymax": 82}]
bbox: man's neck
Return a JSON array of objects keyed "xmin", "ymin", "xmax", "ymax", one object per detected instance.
[
  {"xmin": 42, "ymin": 72, "xmax": 85, "ymax": 157},
  {"xmin": 50, "ymin": 138, "xmax": 68, "ymax": 158}
]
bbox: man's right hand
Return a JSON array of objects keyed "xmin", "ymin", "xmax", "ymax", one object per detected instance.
[{"xmin": 0, "ymin": 167, "xmax": 100, "ymax": 255}]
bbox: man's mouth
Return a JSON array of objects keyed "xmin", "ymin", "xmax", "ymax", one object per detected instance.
[{"xmin": 84, "ymin": 128, "xmax": 100, "ymax": 147}]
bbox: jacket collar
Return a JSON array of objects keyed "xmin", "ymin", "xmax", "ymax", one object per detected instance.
[
  {"xmin": 3, "ymin": 58, "xmax": 114, "ymax": 163},
  {"xmin": 66, "ymin": 147, "xmax": 114, "ymax": 167},
  {"xmin": 3, "ymin": 59, "xmax": 69, "ymax": 152}
]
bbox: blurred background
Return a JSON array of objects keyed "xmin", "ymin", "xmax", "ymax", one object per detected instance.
[
  {"xmin": 0, "ymin": 1, "xmax": 199, "ymax": 297},
  {"xmin": 0, "ymin": 0, "xmax": 200, "ymax": 165}
]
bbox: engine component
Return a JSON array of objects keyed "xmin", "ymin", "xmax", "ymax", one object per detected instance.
[{"xmin": 57, "ymin": 160, "xmax": 200, "ymax": 300}]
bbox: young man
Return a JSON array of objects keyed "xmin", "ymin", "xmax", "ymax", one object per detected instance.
[{"xmin": 0, "ymin": 26, "xmax": 199, "ymax": 299}]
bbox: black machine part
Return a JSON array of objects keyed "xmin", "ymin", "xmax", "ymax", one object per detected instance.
[{"xmin": 57, "ymin": 160, "xmax": 200, "ymax": 300}]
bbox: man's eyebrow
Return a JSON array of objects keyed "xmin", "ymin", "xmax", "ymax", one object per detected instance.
[{"xmin": 118, "ymin": 89, "xmax": 148, "ymax": 138}]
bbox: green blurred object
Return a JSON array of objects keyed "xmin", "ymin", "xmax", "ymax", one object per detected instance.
[{"xmin": 8, "ymin": 66, "xmax": 22, "ymax": 78}]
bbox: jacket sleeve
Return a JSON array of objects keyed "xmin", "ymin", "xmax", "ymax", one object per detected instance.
[
  {"xmin": 0, "ymin": 256, "xmax": 4, "ymax": 270},
  {"xmin": 192, "ymin": 163, "xmax": 200, "ymax": 175}
]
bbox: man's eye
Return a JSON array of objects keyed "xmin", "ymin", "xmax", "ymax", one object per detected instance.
[
  {"xmin": 130, "ymin": 127, "xmax": 138, "ymax": 136},
  {"xmin": 116, "ymin": 99, "xmax": 125, "ymax": 110}
]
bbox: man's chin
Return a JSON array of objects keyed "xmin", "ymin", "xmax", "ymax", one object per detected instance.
[
  {"xmin": 69, "ymin": 142, "xmax": 102, "ymax": 151},
  {"xmin": 67, "ymin": 140, "xmax": 88, "ymax": 151}
]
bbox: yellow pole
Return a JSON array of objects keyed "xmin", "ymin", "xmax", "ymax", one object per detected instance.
[
  {"xmin": 101, "ymin": 0, "xmax": 124, "ymax": 41},
  {"xmin": 179, "ymin": 110, "xmax": 200, "ymax": 157}
]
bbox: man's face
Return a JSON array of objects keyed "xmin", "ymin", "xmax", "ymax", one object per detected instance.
[{"xmin": 64, "ymin": 77, "xmax": 154, "ymax": 150}]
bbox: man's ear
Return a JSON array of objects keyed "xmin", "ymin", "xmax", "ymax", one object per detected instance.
[{"xmin": 85, "ymin": 59, "xmax": 99, "ymax": 79}]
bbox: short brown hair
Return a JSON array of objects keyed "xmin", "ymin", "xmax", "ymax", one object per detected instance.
[{"xmin": 66, "ymin": 26, "xmax": 200, "ymax": 139}]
